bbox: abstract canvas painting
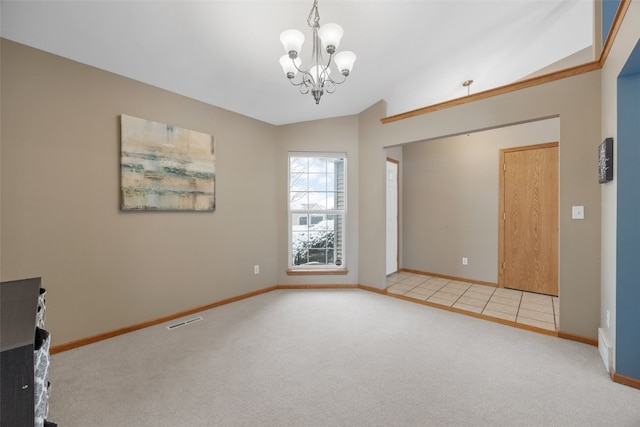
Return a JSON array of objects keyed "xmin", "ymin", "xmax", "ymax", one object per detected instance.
[
  {"xmin": 120, "ymin": 115, "xmax": 215, "ymax": 211},
  {"xmin": 598, "ymin": 137, "xmax": 614, "ymax": 183}
]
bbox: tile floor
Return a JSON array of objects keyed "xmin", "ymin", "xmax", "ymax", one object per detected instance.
[{"xmin": 386, "ymin": 271, "xmax": 559, "ymax": 331}]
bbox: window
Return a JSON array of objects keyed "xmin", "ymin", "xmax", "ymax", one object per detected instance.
[{"xmin": 289, "ymin": 153, "xmax": 346, "ymax": 270}]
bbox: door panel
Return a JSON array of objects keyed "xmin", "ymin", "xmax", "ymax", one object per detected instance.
[{"xmin": 500, "ymin": 143, "xmax": 558, "ymax": 296}]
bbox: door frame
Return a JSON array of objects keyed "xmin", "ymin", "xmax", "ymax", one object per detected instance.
[
  {"xmin": 386, "ymin": 157, "xmax": 400, "ymax": 275},
  {"xmin": 498, "ymin": 142, "xmax": 559, "ymax": 292}
]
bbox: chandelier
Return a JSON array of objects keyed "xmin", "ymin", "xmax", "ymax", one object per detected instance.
[{"xmin": 279, "ymin": 0, "xmax": 356, "ymax": 104}]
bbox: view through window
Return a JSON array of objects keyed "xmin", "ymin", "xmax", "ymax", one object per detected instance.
[{"xmin": 289, "ymin": 153, "xmax": 346, "ymax": 269}]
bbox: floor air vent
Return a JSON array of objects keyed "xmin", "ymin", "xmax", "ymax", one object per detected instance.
[{"xmin": 166, "ymin": 316, "xmax": 203, "ymax": 331}]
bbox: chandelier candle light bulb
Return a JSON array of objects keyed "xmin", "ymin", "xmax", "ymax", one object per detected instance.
[
  {"xmin": 279, "ymin": 56, "xmax": 302, "ymax": 79},
  {"xmin": 279, "ymin": 0, "xmax": 356, "ymax": 104},
  {"xmin": 318, "ymin": 23, "xmax": 343, "ymax": 53},
  {"xmin": 280, "ymin": 29, "xmax": 305, "ymax": 58}
]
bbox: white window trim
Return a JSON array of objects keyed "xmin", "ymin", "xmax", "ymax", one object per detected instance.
[{"xmin": 287, "ymin": 152, "xmax": 347, "ymax": 271}]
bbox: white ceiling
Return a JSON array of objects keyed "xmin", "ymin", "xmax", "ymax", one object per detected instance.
[{"xmin": 0, "ymin": 1, "xmax": 594, "ymax": 125}]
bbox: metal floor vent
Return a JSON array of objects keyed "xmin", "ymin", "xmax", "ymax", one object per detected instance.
[{"xmin": 166, "ymin": 316, "xmax": 203, "ymax": 331}]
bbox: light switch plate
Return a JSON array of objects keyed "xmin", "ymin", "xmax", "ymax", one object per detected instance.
[{"xmin": 572, "ymin": 205, "xmax": 585, "ymax": 219}]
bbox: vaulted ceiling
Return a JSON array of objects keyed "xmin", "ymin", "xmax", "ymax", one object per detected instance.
[{"xmin": 0, "ymin": 1, "xmax": 594, "ymax": 125}]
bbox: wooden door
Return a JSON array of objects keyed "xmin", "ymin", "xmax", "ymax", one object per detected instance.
[{"xmin": 499, "ymin": 143, "xmax": 558, "ymax": 296}]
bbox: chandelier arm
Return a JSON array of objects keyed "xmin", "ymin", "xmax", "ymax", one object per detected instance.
[
  {"xmin": 287, "ymin": 78, "xmax": 306, "ymax": 88},
  {"xmin": 322, "ymin": 52, "xmax": 347, "ymax": 86},
  {"xmin": 292, "ymin": 57, "xmax": 306, "ymax": 74},
  {"xmin": 303, "ymin": 72, "xmax": 313, "ymax": 85},
  {"xmin": 324, "ymin": 79, "xmax": 336, "ymax": 94},
  {"xmin": 286, "ymin": 71, "xmax": 314, "ymax": 94},
  {"xmin": 326, "ymin": 73, "xmax": 348, "ymax": 86},
  {"xmin": 298, "ymin": 84, "xmax": 310, "ymax": 95}
]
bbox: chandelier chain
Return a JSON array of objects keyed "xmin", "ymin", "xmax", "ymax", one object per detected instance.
[{"xmin": 307, "ymin": 0, "xmax": 320, "ymax": 29}]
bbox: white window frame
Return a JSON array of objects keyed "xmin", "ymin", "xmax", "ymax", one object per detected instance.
[{"xmin": 288, "ymin": 152, "xmax": 347, "ymax": 271}]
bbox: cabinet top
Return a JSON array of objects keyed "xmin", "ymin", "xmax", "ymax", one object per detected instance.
[{"xmin": 1, "ymin": 277, "xmax": 41, "ymax": 352}]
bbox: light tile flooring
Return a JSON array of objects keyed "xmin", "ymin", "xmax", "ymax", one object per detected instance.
[{"xmin": 386, "ymin": 271, "xmax": 559, "ymax": 332}]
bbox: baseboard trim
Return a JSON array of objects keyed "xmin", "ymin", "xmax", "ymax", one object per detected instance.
[
  {"xmin": 50, "ymin": 285, "xmax": 278, "ymax": 354},
  {"xmin": 612, "ymin": 371, "xmax": 640, "ymax": 390},
  {"xmin": 357, "ymin": 284, "xmax": 388, "ymax": 295},
  {"xmin": 276, "ymin": 284, "xmax": 357, "ymax": 289},
  {"xmin": 276, "ymin": 284, "xmax": 389, "ymax": 295},
  {"xmin": 557, "ymin": 332, "xmax": 598, "ymax": 347},
  {"xmin": 400, "ymin": 268, "xmax": 498, "ymax": 288}
]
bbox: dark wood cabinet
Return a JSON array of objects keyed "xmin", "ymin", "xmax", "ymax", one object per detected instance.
[
  {"xmin": 1, "ymin": 278, "xmax": 41, "ymax": 426},
  {"xmin": 1, "ymin": 345, "xmax": 35, "ymax": 425}
]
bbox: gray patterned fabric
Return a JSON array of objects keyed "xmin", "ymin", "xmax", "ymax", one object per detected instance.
[
  {"xmin": 46, "ymin": 381, "xmax": 52, "ymax": 421},
  {"xmin": 34, "ymin": 327, "xmax": 51, "ymax": 427},
  {"xmin": 36, "ymin": 288, "xmax": 47, "ymax": 329}
]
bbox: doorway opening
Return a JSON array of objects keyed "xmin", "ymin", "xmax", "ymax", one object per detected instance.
[{"xmin": 385, "ymin": 119, "xmax": 561, "ymax": 330}]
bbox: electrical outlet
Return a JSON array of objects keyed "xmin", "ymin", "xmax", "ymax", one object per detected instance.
[
  {"xmin": 254, "ymin": 265, "xmax": 260, "ymax": 275},
  {"xmin": 462, "ymin": 257, "xmax": 468, "ymax": 266}
]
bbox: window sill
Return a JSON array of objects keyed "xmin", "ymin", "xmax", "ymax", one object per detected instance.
[{"xmin": 286, "ymin": 269, "xmax": 349, "ymax": 276}]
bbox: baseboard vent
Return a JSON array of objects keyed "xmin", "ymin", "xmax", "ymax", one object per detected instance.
[
  {"xmin": 166, "ymin": 316, "xmax": 203, "ymax": 331},
  {"xmin": 598, "ymin": 328, "xmax": 612, "ymax": 373}
]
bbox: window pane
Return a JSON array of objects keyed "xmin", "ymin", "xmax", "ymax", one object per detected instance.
[
  {"xmin": 292, "ymin": 229, "xmax": 309, "ymax": 266},
  {"xmin": 290, "ymin": 191, "xmax": 308, "ymax": 210},
  {"xmin": 308, "ymin": 249, "xmax": 327, "ymax": 264},
  {"xmin": 293, "ymin": 251, "xmax": 308, "ymax": 266},
  {"xmin": 327, "ymin": 158, "xmax": 344, "ymax": 174},
  {"xmin": 291, "ymin": 215, "xmax": 342, "ymax": 267},
  {"xmin": 308, "ymin": 173, "xmax": 327, "ymax": 191},
  {"xmin": 325, "ymin": 192, "xmax": 336, "ymax": 210},
  {"xmin": 309, "ymin": 229, "xmax": 328, "ymax": 247},
  {"xmin": 292, "ymin": 230, "xmax": 308, "ymax": 244},
  {"xmin": 290, "ymin": 157, "xmax": 308, "ymax": 174},
  {"xmin": 292, "ymin": 213, "xmax": 308, "ymax": 226},
  {"xmin": 290, "ymin": 172, "xmax": 308, "ymax": 191},
  {"xmin": 308, "ymin": 192, "xmax": 328, "ymax": 209},
  {"xmin": 326, "ymin": 249, "xmax": 335, "ymax": 263},
  {"xmin": 326, "ymin": 174, "xmax": 335, "ymax": 191},
  {"xmin": 308, "ymin": 157, "xmax": 326, "ymax": 173}
]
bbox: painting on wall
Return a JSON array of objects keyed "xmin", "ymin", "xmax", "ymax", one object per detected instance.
[{"xmin": 120, "ymin": 115, "xmax": 215, "ymax": 211}]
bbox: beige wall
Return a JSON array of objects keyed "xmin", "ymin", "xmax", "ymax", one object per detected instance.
[
  {"xmin": 275, "ymin": 116, "xmax": 360, "ymax": 285},
  {"xmin": 358, "ymin": 71, "xmax": 602, "ymax": 339},
  {"xmin": 0, "ymin": 40, "xmax": 279, "ymax": 344},
  {"xmin": 401, "ymin": 119, "xmax": 559, "ymax": 283},
  {"xmin": 600, "ymin": 0, "xmax": 640, "ymax": 369}
]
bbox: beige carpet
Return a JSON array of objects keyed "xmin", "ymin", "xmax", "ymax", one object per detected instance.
[{"xmin": 49, "ymin": 289, "xmax": 640, "ymax": 426}]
